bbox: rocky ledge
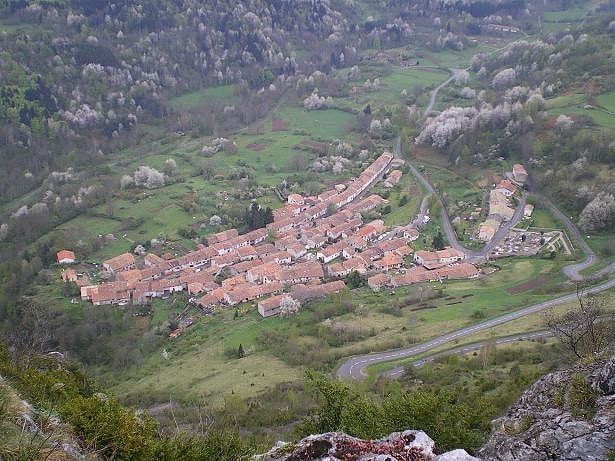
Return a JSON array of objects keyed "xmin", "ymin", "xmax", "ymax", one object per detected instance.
[
  {"xmin": 254, "ymin": 429, "xmax": 478, "ymax": 461},
  {"xmin": 478, "ymin": 354, "xmax": 615, "ymax": 460}
]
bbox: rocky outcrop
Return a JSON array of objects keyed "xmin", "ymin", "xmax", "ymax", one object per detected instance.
[
  {"xmin": 478, "ymin": 354, "xmax": 615, "ymax": 460},
  {"xmin": 254, "ymin": 429, "xmax": 478, "ymax": 461}
]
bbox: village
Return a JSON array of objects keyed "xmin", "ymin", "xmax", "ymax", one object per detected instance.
[{"xmin": 58, "ymin": 151, "xmax": 484, "ymax": 326}]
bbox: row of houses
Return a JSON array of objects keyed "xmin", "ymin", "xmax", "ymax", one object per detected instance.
[
  {"xmin": 368, "ymin": 262, "xmax": 480, "ymax": 291},
  {"xmin": 75, "ymin": 152, "xmax": 396, "ymax": 312}
]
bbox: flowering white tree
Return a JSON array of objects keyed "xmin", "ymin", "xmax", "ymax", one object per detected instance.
[
  {"xmin": 492, "ymin": 68, "xmax": 516, "ymax": 90},
  {"xmin": 454, "ymin": 70, "xmax": 470, "ymax": 87},
  {"xmin": 209, "ymin": 215, "xmax": 222, "ymax": 226},
  {"xmin": 460, "ymin": 87, "xmax": 476, "ymax": 99},
  {"xmin": 134, "ymin": 166, "xmax": 165, "ymax": 189},
  {"xmin": 164, "ymin": 158, "xmax": 177, "ymax": 176},
  {"xmin": 579, "ymin": 193, "xmax": 615, "ymax": 232},
  {"xmin": 416, "ymin": 106, "xmax": 478, "ymax": 148},
  {"xmin": 303, "ymin": 90, "xmax": 333, "ymax": 110},
  {"xmin": 120, "ymin": 175, "xmax": 134, "ymax": 189},
  {"xmin": 555, "ymin": 114, "xmax": 574, "ymax": 132},
  {"xmin": 279, "ymin": 296, "xmax": 301, "ymax": 317}
]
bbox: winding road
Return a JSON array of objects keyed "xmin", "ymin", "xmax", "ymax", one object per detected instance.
[
  {"xmin": 384, "ymin": 330, "xmax": 553, "ymax": 379},
  {"xmin": 337, "ymin": 70, "xmax": 615, "ymax": 381},
  {"xmin": 336, "ymin": 276, "xmax": 615, "ymax": 379}
]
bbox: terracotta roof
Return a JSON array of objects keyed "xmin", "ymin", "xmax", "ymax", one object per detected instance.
[
  {"xmin": 90, "ymin": 281, "xmax": 129, "ymax": 304},
  {"xmin": 290, "ymin": 280, "xmax": 346, "ymax": 301},
  {"xmin": 56, "ymin": 250, "xmax": 75, "ymax": 263},
  {"xmin": 277, "ymin": 261, "xmax": 324, "ymax": 282},
  {"xmin": 513, "ymin": 163, "xmax": 527, "ymax": 175},
  {"xmin": 368, "ymin": 273, "xmax": 391, "ymax": 288},
  {"xmin": 103, "ymin": 253, "xmax": 135, "ymax": 272},
  {"xmin": 374, "ymin": 253, "xmax": 403, "ymax": 269},
  {"xmin": 144, "ymin": 253, "xmax": 167, "ymax": 267},
  {"xmin": 197, "ymin": 287, "xmax": 226, "ymax": 307},
  {"xmin": 496, "ymin": 179, "xmax": 517, "ymax": 194},
  {"xmin": 207, "ymin": 228, "xmax": 239, "ymax": 245}
]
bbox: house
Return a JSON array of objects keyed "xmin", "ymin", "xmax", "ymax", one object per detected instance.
[
  {"xmin": 495, "ymin": 179, "xmax": 517, "ymax": 197},
  {"xmin": 246, "ymin": 261, "xmax": 281, "ymax": 283},
  {"xmin": 287, "ymin": 243, "xmax": 307, "ymax": 260},
  {"xmin": 261, "ymin": 251, "xmax": 292, "ymax": 265},
  {"xmin": 401, "ymin": 227, "xmax": 420, "ymax": 241},
  {"xmin": 287, "ymin": 193, "xmax": 305, "ymax": 206},
  {"xmin": 56, "ymin": 250, "xmax": 76, "ymax": 264},
  {"xmin": 224, "ymin": 281, "xmax": 283, "ymax": 305},
  {"xmin": 317, "ymin": 244, "xmax": 343, "ymax": 263},
  {"xmin": 524, "ymin": 204, "xmax": 534, "ymax": 218},
  {"xmin": 368, "ymin": 274, "xmax": 391, "ymax": 291},
  {"xmin": 237, "ymin": 245, "xmax": 257, "ymax": 261},
  {"xmin": 211, "ymin": 251, "xmax": 240, "ymax": 269},
  {"xmin": 103, "ymin": 253, "xmax": 136, "ymax": 274},
  {"xmin": 341, "ymin": 246, "xmax": 356, "ymax": 259},
  {"xmin": 373, "ymin": 253, "xmax": 404, "ymax": 271},
  {"xmin": 207, "ymin": 228, "xmax": 239, "ymax": 245},
  {"xmin": 196, "ymin": 287, "xmax": 226, "ymax": 307},
  {"xmin": 359, "ymin": 247, "xmax": 384, "ymax": 264},
  {"xmin": 116, "ymin": 269, "xmax": 145, "ymax": 285},
  {"xmin": 254, "ymin": 243, "xmax": 276, "ymax": 258},
  {"xmin": 87, "ymin": 281, "xmax": 130, "ymax": 306},
  {"xmin": 489, "ymin": 190, "xmax": 515, "ymax": 221},
  {"xmin": 414, "ymin": 247, "xmax": 465, "ymax": 269},
  {"xmin": 144, "ymin": 253, "xmax": 167, "ymax": 268},
  {"xmin": 257, "ymin": 294, "xmax": 298, "ymax": 317},
  {"xmin": 318, "ymin": 189, "xmax": 338, "ymax": 202},
  {"xmin": 304, "ymin": 233, "xmax": 327, "ymax": 249},
  {"xmin": 61, "ymin": 268, "xmax": 78, "ymax": 283},
  {"xmin": 276, "ymin": 261, "xmax": 324, "ymax": 284},
  {"xmin": 329, "ymin": 256, "xmax": 368, "ymax": 277},
  {"xmin": 347, "ymin": 194, "xmax": 387, "ymax": 214},
  {"xmin": 478, "ymin": 216, "xmax": 502, "ymax": 242},
  {"xmin": 512, "ymin": 164, "xmax": 528, "ymax": 183},
  {"xmin": 290, "ymin": 280, "xmax": 346, "ymax": 302},
  {"xmin": 384, "ymin": 170, "xmax": 402, "ymax": 188}
]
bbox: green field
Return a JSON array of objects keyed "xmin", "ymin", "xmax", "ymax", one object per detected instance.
[
  {"xmin": 99, "ymin": 256, "xmax": 572, "ymax": 407},
  {"xmin": 545, "ymin": 92, "xmax": 615, "ymax": 128},
  {"xmin": 369, "ymin": 285, "xmax": 615, "ymax": 377},
  {"xmin": 168, "ymin": 85, "xmax": 238, "ymax": 111}
]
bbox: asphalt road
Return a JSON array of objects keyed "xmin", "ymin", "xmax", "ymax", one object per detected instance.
[
  {"xmin": 337, "ymin": 67, "xmax": 615, "ymax": 381},
  {"xmin": 398, "ymin": 138, "xmax": 526, "ymax": 263},
  {"xmin": 336, "ymin": 276, "xmax": 615, "ymax": 380},
  {"xmin": 531, "ymin": 194, "xmax": 597, "ymax": 281},
  {"xmin": 384, "ymin": 330, "xmax": 553, "ymax": 378}
]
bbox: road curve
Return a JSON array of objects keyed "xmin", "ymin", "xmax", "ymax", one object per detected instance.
[
  {"xmin": 384, "ymin": 330, "xmax": 552, "ymax": 378},
  {"xmin": 530, "ymin": 194, "xmax": 596, "ymax": 281},
  {"xmin": 336, "ymin": 276, "xmax": 615, "ymax": 380}
]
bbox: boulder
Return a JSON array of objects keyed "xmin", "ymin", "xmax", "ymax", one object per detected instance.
[{"xmin": 254, "ymin": 430, "xmax": 476, "ymax": 461}]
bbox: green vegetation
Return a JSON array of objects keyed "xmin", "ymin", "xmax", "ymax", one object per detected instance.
[
  {"xmin": 0, "ymin": 344, "xmax": 252, "ymax": 460},
  {"xmin": 168, "ymin": 85, "xmax": 238, "ymax": 111}
]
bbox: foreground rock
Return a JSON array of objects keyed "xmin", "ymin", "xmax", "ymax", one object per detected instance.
[
  {"xmin": 478, "ymin": 354, "xmax": 615, "ymax": 460},
  {"xmin": 254, "ymin": 429, "xmax": 478, "ymax": 461}
]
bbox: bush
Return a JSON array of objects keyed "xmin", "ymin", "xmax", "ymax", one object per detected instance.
[
  {"xmin": 567, "ymin": 373, "xmax": 597, "ymax": 418},
  {"xmin": 61, "ymin": 395, "xmax": 158, "ymax": 460}
]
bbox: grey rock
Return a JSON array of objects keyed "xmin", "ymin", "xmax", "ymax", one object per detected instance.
[
  {"xmin": 435, "ymin": 449, "xmax": 480, "ymax": 460},
  {"xmin": 479, "ymin": 354, "xmax": 615, "ymax": 461}
]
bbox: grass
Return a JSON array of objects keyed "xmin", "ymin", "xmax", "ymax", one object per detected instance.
[
  {"xmin": 102, "ymin": 308, "xmax": 303, "ymax": 407},
  {"xmin": 368, "ymin": 285, "xmax": 615, "ymax": 377},
  {"xmin": 168, "ymin": 85, "xmax": 237, "ymax": 111},
  {"xmin": 99, "ymin": 256, "xmax": 572, "ymax": 406},
  {"xmin": 42, "ymin": 103, "xmax": 361, "ymax": 262},
  {"xmin": 545, "ymin": 92, "xmax": 615, "ymax": 128}
]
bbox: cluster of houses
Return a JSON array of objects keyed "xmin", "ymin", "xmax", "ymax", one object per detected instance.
[
  {"xmin": 59, "ymin": 152, "xmax": 480, "ymax": 318},
  {"xmin": 477, "ymin": 164, "xmax": 531, "ymax": 242}
]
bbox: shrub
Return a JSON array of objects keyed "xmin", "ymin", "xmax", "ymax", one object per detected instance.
[{"xmin": 567, "ymin": 373, "xmax": 597, "ymax": 418}]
